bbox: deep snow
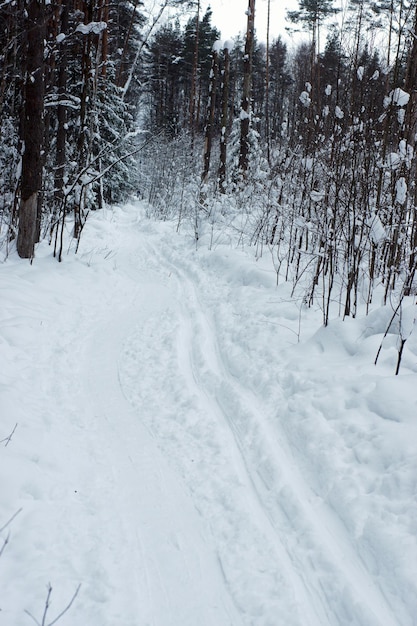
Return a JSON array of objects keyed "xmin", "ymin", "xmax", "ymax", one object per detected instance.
[{"xmin": 1, "ymin": 202, "xmax": 416, "ymax": 626}]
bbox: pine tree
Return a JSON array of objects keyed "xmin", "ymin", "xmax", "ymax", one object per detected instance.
[{"xmin": 17, "ymin": 0, "xmax": 45, "ymax": 259}]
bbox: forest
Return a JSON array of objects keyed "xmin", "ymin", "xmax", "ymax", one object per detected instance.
[
  {"xmin": 0, "ymin": 0, "xmax": 416, "ymax": 333},
  {"xmin": 1, "ymin": 3, "xmax": 417, "ymax": 622}
]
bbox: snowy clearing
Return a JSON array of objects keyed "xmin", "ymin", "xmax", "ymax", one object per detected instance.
[{"xmin": 1, "ymin": 202, "xmax": 417, "ymax": 626}]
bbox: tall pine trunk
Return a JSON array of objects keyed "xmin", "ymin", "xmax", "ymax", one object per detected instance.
[
  {"xmin": 202, "ymin": 47, "xmax": 219, "ymax": 183},
  {"xmin": 54, "ymin": 0, "xmax": 68, "ymax": 220},
  {"xmin": 219, "ymin": 43, "xmax": 230, "ymax": 192},
  {"xmin": 239, "ymin": 0, "xmax": 255, "ymax": 174},
  {"xmin": 17, "ymin": 0, "xmax": 45, "ymax": 259}
]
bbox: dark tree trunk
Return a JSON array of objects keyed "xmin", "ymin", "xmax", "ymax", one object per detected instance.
[
  {"xmin": 218, "ymin": 44, "xmax": 230, "ymax": 192},
  {"xmin": 239, "ymin": 0, "xmax": 255, "ymax": 174},
  {"xmin": 54, "ymin": 0, "xmax": 69, "ymax": 217},
  {"xmin": 202, "ymin": 48, "xmax": 219, "ymax": 183},
  {"xmin": 189, "ymin": 0, "xmax": 200, "ymax": 147},
  {"xmin": 17, "ymin": 0, "xmax": 45, "ymax": 259}
]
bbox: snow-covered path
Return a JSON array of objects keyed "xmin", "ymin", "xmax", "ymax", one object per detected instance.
[{"xmin": 1, "ymin": 203, "xmax": 416, "ymax": 625}]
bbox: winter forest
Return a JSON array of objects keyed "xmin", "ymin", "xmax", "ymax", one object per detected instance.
[
  {"xmin": 1, "ymin": 0, "xmax": 417, "ymax": 624},
  {"xmin": 1, "ymin": 0, "xmax": 417, "ymax": 323}
]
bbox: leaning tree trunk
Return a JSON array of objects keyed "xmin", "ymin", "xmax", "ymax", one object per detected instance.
[
  {"xmin": 17, "ymin": 0, "xmax": 45, "ymax": 259},
  {"xmin": 239, "ymin": 0, "xmax": 255, "ymax": 174}
]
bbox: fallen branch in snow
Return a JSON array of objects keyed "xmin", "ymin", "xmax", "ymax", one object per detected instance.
[
  {"xmin": 24, "ymin": 583, "xmax": 81, "ymax": 626},
  {"xmin": 0, "ymin": 422, "xmax": 18, "ymax": 446}
]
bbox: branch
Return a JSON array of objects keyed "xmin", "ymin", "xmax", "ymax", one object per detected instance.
[
  {"xmin": 24, "ymin": 583, "xmax": 81, "ymax": 626},
  {"xmin": 0, "ymin": 532, "xmax": 10, "ymax": 559},
  {"xmin": 0, "ymin": 422, "xmax": 18, "ymax": 446},
  {"xmin": 0, "ymin": 508, "xmax": 22, "ymax": 534}
]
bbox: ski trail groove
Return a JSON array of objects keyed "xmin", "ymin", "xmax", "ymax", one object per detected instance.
[{"xmin": 144, "ymin": 233, "xmax": 399, "ymax": 626}]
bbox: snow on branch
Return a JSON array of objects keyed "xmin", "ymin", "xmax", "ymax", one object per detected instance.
[{"xmin": 75, "ymin": 21, "xmax": 107, "ymax": 36}]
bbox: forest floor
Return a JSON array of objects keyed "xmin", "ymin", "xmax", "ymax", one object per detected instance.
[{"xmin": 1, "ymin": 201, "xmax": 417, "ymax": 626}]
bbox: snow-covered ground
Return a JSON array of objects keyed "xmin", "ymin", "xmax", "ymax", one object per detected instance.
[{"xmin": 1, "ymin": 202, "xmax": 416, "ymax": 626}]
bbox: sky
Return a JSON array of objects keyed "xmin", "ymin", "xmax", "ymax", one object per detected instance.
[{"xmin": 202, "ymin": 0, "xmax": 301, "ymax": 44}]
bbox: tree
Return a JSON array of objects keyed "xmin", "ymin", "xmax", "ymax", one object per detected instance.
[
  {"xmin": 202, "ymin": 44, "xmax": 219, "ymax": 183},
  {"xmin": 219, "ymin": 42, "xmax": 231, "ymax": 192},
  {"xmin": 239, "ymin": 0, "xmax": 255, "ymax": 173},
  {"xmin": 17, "ymin": 0, "xmax": 45, "ymax": 259}
]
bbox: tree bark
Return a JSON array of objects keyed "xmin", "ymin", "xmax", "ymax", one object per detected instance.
[
  {"xmin": 54, "ymin": 0, "xmax": 69, "ymax": 217},
  {"xmin": 219, "ymin": 44, "xmax": 230, "ymax": 192},
  {"xmin": 17, "ymin": 0, "xmax": 45, "ymax": 259},
  {"xmin": 239, "ymin": 0, "xmax": 255, "ymax": 174},
  {"xmin": 189, "ymin": 0, "xmax": 200, "ymax": 148},
  {"xmin": 201, "ymin": 47, "xmax": 219, "ymax": 183}
]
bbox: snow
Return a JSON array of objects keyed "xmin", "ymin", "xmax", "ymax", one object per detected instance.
[
  {"xmin": 75, "ymin": 21, "xmax": 107, "ymax": 36},
  {"xmin": 1, "ymin": 202, "xmax": 417, "ymax": 626},
  {"xmin": 395, "ymin": 176, "xmax": 407, "ymax": 204},
  {"xmin": 384, "ymin": 88, "xmax": 410, "ymax": 108},
  {"xmin": 212, "ymin": 40, "xmax": 223, "ymax": 53},
  {"xmin": 299, "ymin": 91, "xmax": 311, "ymax": 108}
]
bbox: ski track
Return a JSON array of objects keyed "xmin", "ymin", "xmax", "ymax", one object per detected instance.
[
  {"xmin": 2, "ymin": 206, "xmax": 414, "ymax": 625},
  {"xmin": 63, "ymin": 214, "xmax": 243, "ymax": 626},
  {"xmin": 117, "ymin": 221, "xmax": 401, "ymax": 626}
]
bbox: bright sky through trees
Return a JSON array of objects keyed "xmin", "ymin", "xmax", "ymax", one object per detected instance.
[{"xmin": 203, "ymin": 0, "xmax": 299, "ymax": 42}]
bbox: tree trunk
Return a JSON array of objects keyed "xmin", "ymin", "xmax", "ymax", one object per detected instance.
[
  {"xmin": 265, "ymin": 0, "xmax": 271, "ymax": 165},
  {"xmin": 219, "ymin": 44, "xmax": 230, "ymax": 192},
  {"xmin": 239, "ymin": 0, "xmax": 255, "ymax": 174},
  {"xmin": 189, "ymin": 0, "xmax": 200, "ymax": 148},
  {"xmin": 17, "ymin": 0, "xmax": 45, "ymax": 259},
  {"xmin": 202, "ymin": 47, "xmax": 219, "ymax": 183},
  {"xmin": 54, "ymin": 0, "xmax": 68, "ymax": 218}
]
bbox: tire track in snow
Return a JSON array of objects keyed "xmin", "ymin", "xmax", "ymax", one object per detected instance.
[{"xmin": 143, "ymin": 233, "xmax": 399, "ymax": 626}]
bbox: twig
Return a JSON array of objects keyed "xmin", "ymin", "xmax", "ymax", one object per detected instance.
[
  {"xmin": 0, "ymin": 532, "xmax": 10, "ymax": 558},
  {"xmin": 374, "ymin": 299, "xmax": 402, "ymax": 365},
  {"xmin": 48, "ymin": 584, "xmax": 81, "ymax": 626},
  {"xmin": 24, "ymin": 583, "xmax": 81, "ymax": 626},
  {"xmin": 0, "ymin": 423, "xmax": 18, "ymax": 446},
  {"xmin": 0, "ymin": 508, "xmax": 22, "ymax": 534}
]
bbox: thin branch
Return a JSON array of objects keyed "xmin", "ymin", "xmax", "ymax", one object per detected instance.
[
  {"xmin": 24, "ymin": 608, "xmax": 41, "ymax": 626},
  {"xmin": 48, "ymin": 584, "xmax": 81, "ymax": 626},
  {"xmin": 0, "ymin": 532, "xmax": 10, "ymax": 558},
  {"xmin": 0, "ymin": 508, "xmax": 22, "ymax": 534},
  {"xmin": 374, "ymin": 298, "xmax": 402, "ymax": 365},
  {"xmin": 0, "ymin": 422, "xmax": 18, "ymax": 446},
  {"xmin": 41, "ymin": 584, "xmax": 53, "ymax": 626},
  {"xmin": 24, "ymin": 583, "xmax": 81, "ymax": 626}
]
